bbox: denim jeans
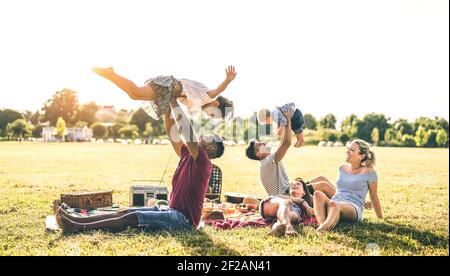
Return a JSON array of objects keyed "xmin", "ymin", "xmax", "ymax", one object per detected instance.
[
  {"xmin": 128, "ymin": 206, "xmax": 192, "ymax": 231},
  {"xmin": 291, "ymin": 108, "xmax": 305, "ymax": 134}
]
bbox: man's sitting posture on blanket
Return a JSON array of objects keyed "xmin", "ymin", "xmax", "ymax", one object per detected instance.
[
  {"xmin": 55, "ymin": 96, "xmax": 225, "ymax": 233},
  {"xmin": 260, "ymin": 179, "xmax": 315, "ymax": 237}
]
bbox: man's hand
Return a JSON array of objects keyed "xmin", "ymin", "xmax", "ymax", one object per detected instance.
[
  {"xmin": 281, "ymin": 109, "xmax": 291, "ymax": 124},
  {"xmin": 275, "ymin": 109, "xmax": 292, "ymax": 163},
  {"xmin": 172, "ymin": 81, "xmax": 183, "ymax": 98},
  {"xmin": 225, "ymin": 65, "xmax": 237, "ymax": 82}
]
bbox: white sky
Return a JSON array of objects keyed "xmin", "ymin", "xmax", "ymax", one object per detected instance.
[{"xmin": 0, "ymin": 0, "xmax": 448, "ymax": 123}]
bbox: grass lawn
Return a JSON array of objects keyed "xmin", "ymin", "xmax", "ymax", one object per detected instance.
[{"xmin": 0, "ymin": 142, "xmax": 448, "ymax": 256}]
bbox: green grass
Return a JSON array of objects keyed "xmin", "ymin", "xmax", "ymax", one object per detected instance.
[{"xmin": 0, "ymin": 142, "xmax": 448, "ymax": 256}]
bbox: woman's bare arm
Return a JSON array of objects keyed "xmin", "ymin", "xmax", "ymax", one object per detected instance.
[{"xmin": 369, "ymin": 182, "xmax": 383, "ymax": 219}]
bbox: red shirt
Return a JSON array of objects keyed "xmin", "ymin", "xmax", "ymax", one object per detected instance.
[{"xmin": 170, "ymin": 145, "xmax": 212, "ymax": 228}]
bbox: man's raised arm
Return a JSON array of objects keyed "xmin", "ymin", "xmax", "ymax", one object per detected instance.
[
  {"xmin": 275, "ymin": 110, "xmax": 292, "ymax": 163},
  {"xmin": 169, "ymin": 97, "xmax": 201, "ymax": 160},
  {"xmin": 162, "ymin": 109, "xmax": 184, "ymax": 158}
]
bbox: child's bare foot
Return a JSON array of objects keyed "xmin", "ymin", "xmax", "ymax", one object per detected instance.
[
  {"xmin": 91, "ymin": 67, "xmax": 114, "ymax": 78},
  {"xmin": 269, "ymin": 222, "xmax": 287, "ymax": 237},
  {"xmin": 294, "ymin": 133, "xmax": 304, "ymax": 147},
  {"xmin": 286, "ymin": 224, "xmax": 298, "ymax": 236}
]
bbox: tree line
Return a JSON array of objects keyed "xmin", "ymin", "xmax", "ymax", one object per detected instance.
[
  {"xmin": 0, "ymin": 89, "xmax": 448, "ymax": 148},
  {"xmin": 302, "ymin": 113, "xmax": 449, "ymax": 148}
]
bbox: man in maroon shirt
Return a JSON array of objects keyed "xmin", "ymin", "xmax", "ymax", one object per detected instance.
[{"xmin": 56, "ymin": 96, "xmax": 225, "ymax": 233}]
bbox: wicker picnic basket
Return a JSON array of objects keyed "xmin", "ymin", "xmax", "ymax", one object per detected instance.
[{"xmin": 60, "ymin": 191, "xmax": 113, "ymax": 209}]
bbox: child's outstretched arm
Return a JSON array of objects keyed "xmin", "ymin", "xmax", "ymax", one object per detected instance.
[{"xmin": 207, "ymin": 66, "xmax": 237, "ymax": 99}]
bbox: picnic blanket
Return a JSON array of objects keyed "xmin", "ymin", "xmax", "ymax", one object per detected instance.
[{"xmin": 204, "ymin": 214, "xmax": 318, "ymax": 230}]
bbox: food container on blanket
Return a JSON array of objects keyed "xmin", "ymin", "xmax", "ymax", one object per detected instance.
[{"xmin": 224, "ymin": 192, "xmax": 247, "ymax": 204}]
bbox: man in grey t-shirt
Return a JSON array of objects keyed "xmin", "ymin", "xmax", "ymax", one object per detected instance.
[
  {"xmin": 245, "ymin": 110, "xmax": 293, "ymax": 196},
  {"xmin": 245, "ymin": 109, "xmax": 338, "ymax": 199}
]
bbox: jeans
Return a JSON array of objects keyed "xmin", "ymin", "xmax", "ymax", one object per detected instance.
[
  {"xmin": 128, "ymin": 206, "xmax": 192, "ymax": 231},
  {"xmin": 291, "ymin": 108, "xmax": 305, "ymax": 135}
]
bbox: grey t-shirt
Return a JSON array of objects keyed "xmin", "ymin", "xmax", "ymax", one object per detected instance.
[
  {"xmin": 332, "ymin": 166, "xmax": 378, "ymax": 211},
  {"xmin": 260, "ymin": 153, "xmax": 290, "ymax": 196}
]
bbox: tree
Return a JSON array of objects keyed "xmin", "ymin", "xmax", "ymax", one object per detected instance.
[
  {"xmin": 328, "ymin": 132, "xmax": 338, "ymax": 142},
  {"xmin": 32, "ymin": 125, "xmax": 43, "ymax": 138},
  {"xmin": 22, "ymin": 111, "xmax": 33, "ymax": 123},
  {"xmin": 436, "ymin": 129, "xmax": 448, "ymax": 148},
  {"xmin": 384, "ymin": 128, "xmax": 395, "ymax": 142},
  {"xmin": 371, "ymin": 127, "xmax": 379, "ymax": 145},
  {"xmin": 402, "ymin": 134, "xmax": 416, "ymax": 147},
  {"xmin": 425, "ymin": 129, "xmax": 438, "ymax": 148},
  {"xmin": 42, "ymin": 89, "xmax": 79, "ymax": 126},
  {"xmin": 319, "ymin": 114, "xmax": 337, "ymax": 129},
  {"xmin": 434, "ymin": 117, "xmax": 449, "ymax": 134},
  {"xmin": 319, "ymin": 129, "xmax": 340, "ymax": 142},
  {"xmin": 91, "ymin": 122, "xmax": 108, "ymax": 139},
  {"xmin": 393, "ymin": 119, "xmax": 414, "ymax": 136},
  {"xmin": 0, "ymin": 109, "xmax": 24, "ymax": 136},
  {"xmin": 56, "ymin": 117, "xmax": 67, "ymax": 140},
  {"xmin": 413, "ymin": 117, "xmax": 436, "ymax": 132},
  {"xmin": 76, "ymin": 102, "xmax": 99, "ymax": 126},
  {"xmin": 6, "ymin": 119, "xmax": 32, "ymax": 138},
  {"xmin": 339, "ymin": 133, "xmax": 351, "ymax": 145},
  {"xmin": 143, "ymin": 123, "xmax": 154, "ymax": 139},
  {"xmin": 342, "ymin": 116, "xmax": 360, "ymax": 139},
  {"xmin": 108, "ymin": 110, "xmax": 129, "ymax": 138},
  {"xmin": 116, "ymin": 110, "xmax": 129, "ymax": 125},
  {"xmin": 30, "ymin": 111, "xmax": 42, "ymax": 125},
  {"xmin": 119, "ymin": 125, "xmax": 140, "ymax": 139},
  {"xmin": 130, "ymin": 108, "xmax": 153, "ymax": 133},
  {"xmin": 355, "ymin": 113, "xmax": 390, "ymax": 143},
  {"xmin": 303, "ymin": 113, "xmax": 317, "ymax": 130},
  {"xmin": 395, "ymin": 130, "xmax": 403, "ymax": 142},
  {"xmin": 414, "ymin": 126, "xmax": 429, "ymax": 147},
  {"xmin": 341, "ymin": 114, "xmax": 358, "ymax": 134}
]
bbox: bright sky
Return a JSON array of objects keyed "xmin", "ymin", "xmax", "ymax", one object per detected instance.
[{"xmin": 0, "ymin": 0, "xmax": 448, "ymax": 123}]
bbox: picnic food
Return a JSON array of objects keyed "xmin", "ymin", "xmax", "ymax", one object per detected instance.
[
  {"xmin": 203, "ymin": 210, "xmax": 225, "ymax": 220},
  {"xmin": 243, "ymin": 197, "xmax": 260, "ymax": 207}
]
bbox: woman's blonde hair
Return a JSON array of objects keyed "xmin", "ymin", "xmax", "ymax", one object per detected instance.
[{"xmin": 351, "ymin": 139, "xmax": 376, "ymax": 168}]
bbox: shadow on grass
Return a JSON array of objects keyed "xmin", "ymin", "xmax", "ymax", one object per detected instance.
[
  {"xmin": 328, "ymin": 220, "xmax": 449, "ymax": 253},
  {"xmin": 58, "ymin": 228, "xmax": 241, "ymax": 256},
  {"xmin": 170, "ymin": 229, "xmax": 242, "ymax": 256}
]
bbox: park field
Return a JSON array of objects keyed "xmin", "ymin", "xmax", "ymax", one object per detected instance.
[{"xmin": 0, "ymin": 142, "xmax": 448, "ymax": 256}]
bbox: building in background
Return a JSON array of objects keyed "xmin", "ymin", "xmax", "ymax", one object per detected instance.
[{"xmin": 42, "ymin": 126, "xmax": 92, "ymax": 142}]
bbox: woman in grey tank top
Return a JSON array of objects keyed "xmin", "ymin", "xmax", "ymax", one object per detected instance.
[{"xmin": 314, "ymin": 139, "xmax": 383, "ymax": 233}]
